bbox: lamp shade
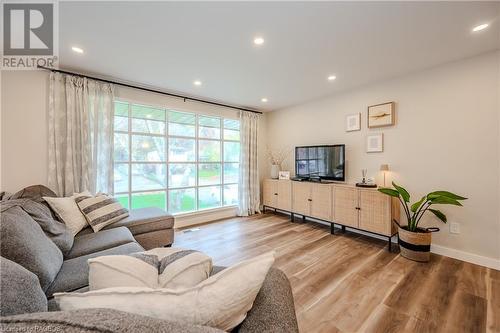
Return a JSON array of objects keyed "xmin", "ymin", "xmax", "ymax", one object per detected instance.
[{"xmin": 380, "ymin": 164, "xmax": 389, "ymax": 171}]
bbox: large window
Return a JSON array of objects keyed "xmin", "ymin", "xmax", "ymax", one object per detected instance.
[{"xmin": 113, "ymin": 101, "xmax": 240, "ymax": 213}]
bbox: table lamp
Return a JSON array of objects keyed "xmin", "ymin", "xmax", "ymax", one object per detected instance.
[{"xmin": 380, "ymin": 164, "xmax": 389, "ymax": 187}]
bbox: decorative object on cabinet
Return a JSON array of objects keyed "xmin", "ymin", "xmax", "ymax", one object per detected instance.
[
  {"xmin": 367, "ymin": 133, "xmax": 384, "ymax": 153},
  {"xmin": 270, "ymin": 165, "xmax": 280, "ymax": 179},
  {"xmin": 346, "ymin": 113, "xmax": 361, "ymax": 132},
  {"xmin": 278, "ymin": 171, "xmax": 290, "ymax": 180},
  {"xmin": 378, "ymin": 182, "xmax": 467, "ymax": 262},
  {"xmin": 267, "ymin": 146, "xmax": 291, "ymax": 179},
  {"xmin": 356, "ymin": 169, "xmax": 377, "ymax": 188},
  {"xmin": 380, "ymin": 164, "xmax": 389, "ymax": 186},
  {"xmin": 368, "ymin": 102, "xmax": 395, "ymax": 128}
]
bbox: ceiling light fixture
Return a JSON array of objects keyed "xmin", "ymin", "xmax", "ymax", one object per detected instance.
[
  {"xmin": 71, "ymin": 46, "xmax": 84, "ymax": 54},
  {"xmin": 261, "ymin": 98, "xmax": 268, "ymax": 103},
  {"xmin": 327, "ymin": 75, "xmax": 337, "ymax": 81},
  {"xmin": 254, "ymin": 37, "xmax": 265, "ymax": 45},
  {"xmin": 193, "ymin": 80, "xmax": 202, "ymax": 86},
  {"xmin": 472, "ymin": 23, "xmax": 489, "ymax": 32}
]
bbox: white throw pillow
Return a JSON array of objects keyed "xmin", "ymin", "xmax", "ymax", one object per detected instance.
[
  {"xmin": 55, "ymin": 251, "xmax": 275, "ymax": 331},
  {"xmin": 88, "ymin": 247, "xmax": 213, "ymax": 290},
  {"xmin": 43, "ymin": 192, "xmax": 90, "ymax": 236},
  {"xmin": 75, "ymin": 194, "xmax": 129, "ymax": 232}
]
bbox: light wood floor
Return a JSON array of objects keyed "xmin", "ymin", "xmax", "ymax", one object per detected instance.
[{"xmin": 174, "ymin": 212, "xmax": 499, "ymax": 333}]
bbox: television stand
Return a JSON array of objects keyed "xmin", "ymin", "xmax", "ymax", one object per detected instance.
[{"xmin": 262, "ymin": 179, "xmax": 400, "ymax": 252}]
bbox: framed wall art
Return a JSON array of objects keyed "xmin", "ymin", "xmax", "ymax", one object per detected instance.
[
  {"xmin": 366, "ymin": 133, "xmax": 384, "ymax": 153},
  {"xmin": 346, "ymin": 113, "xmax": 361, "ymax": 132},
  {"xmin": 368, "ymin": 102, "xmax": 395, "ymax": 128}
]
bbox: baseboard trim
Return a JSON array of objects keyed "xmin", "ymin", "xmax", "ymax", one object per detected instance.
[{"xmin": 430, "ymin": 244, "xmax": 500, "ymax": 270}]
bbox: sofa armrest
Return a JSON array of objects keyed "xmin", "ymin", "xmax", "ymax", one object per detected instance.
[{"xmin": 236, "ymin": 267, "xmax": 299, "ymax": 333}]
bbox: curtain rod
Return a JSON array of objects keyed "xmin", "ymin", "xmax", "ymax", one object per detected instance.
[{"xmin": 37, "ymin": 66, "xmax": 263, "ymax": 114}]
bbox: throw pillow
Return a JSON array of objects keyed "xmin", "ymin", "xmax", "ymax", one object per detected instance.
[
  {"xmin": 88, "ymin": 247, "xmax": 212, "ymax": 290},
  {"xmin": 75, "ymin": 194, "xmax": 129, "ymax": 233},
  {"xmin": 55, "ymin": 251, "xmax": 275, "ymax": 331},
  {"xmin": 0, "ymin": 257, "xmax": 48, "ymax": 316},
  {"xmin": 43, "ymin": 192, "xmax": 90, "ymax": 236},
  {"xmin": 0, "ymin": 199, "xmax": 74, "ymax": 255},
  {"xmin": 0, "ymin": 205, "xmax": 63, "ymax": 292}
]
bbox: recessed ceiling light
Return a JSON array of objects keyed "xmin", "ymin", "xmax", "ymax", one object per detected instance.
[
  {"xmin": 193, "ymin": 80, "xmax": 202, "ymax": 86},
  {"xmin": 71, "ymin": 46, "xmax": 84, "ymax": 54},
  {"xmin": 327, "ymin": 75, "xmax": 337, "ymax": 81},
  {"xmin": 472, "ymin": 23, "xmax": 489, "ymax": 32},
  {"xmin": 254, "ymin": 37, "xmax": 265, "ymax": 45},
  {"xmin": 261, "ymin": 98, "xmax": 268, "ymax": 103}
]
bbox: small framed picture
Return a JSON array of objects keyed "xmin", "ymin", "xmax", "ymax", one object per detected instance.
[
  {"xmin": 346, "ymin": 113, "xmax": 361, "ymax": 132},
  {"xmin": 367, "ymin": 133, "xmax": 384, "ymax": 153},
  {"xmin": 278, "ymin": 171, "xmax": 290, "ymax": 180},
  {"xmin": 368, "ymin": 102, "xmax": 395, "ymax": 128}
]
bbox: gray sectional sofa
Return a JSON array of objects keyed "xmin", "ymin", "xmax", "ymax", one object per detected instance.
[{"xmin": 0, "ymin": 188, "xmax": 299, "ymax": 332}]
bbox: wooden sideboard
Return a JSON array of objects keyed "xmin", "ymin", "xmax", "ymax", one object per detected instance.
[{"xmin": 262, "ymin": 179, "xmax": 400, "ymax": 251}]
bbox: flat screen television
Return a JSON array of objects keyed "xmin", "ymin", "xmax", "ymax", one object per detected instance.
[{"xmin": 295, "ymin": 145, "xmax": 345, "ymax": 181}]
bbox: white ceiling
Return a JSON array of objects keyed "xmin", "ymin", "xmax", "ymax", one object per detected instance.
[{"xmin": 59, "ymin": 2, "xmax": 500, "ymax": 111}]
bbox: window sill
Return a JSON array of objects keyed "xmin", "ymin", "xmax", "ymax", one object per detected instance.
[{"xmin": 172, "ymin": 205, "xmax": 238, "ymax": 218}]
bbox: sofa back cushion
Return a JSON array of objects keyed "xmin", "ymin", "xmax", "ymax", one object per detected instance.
[
  {"xmin": 0, "ymin": 257, "xmax": 48, "ymax": 316},
  {"xmin": 0, "ymin": 199, "xmax": 74, "ymax": 255},
  {"xmin": 0, "ymin": 205, "xmax": 63, "ymax": 292}
]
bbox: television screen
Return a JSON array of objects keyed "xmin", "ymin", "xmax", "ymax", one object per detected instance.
[{"xmin": 295, "ymin": 145, "xmax": 345, "ymax": 181}]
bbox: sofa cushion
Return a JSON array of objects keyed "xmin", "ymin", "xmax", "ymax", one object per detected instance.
[
  {"xmin": 55, "ymin": 251, "xmax": 275, "ymax": 331},
  {"xmin": 1, "ymin": 199, "xmax": 74, "ymax": 255},
  {"xmin": 75, "ymin": 194, "xmax": 129, "ymax": 232},
  {"xmin": 46, "ymin": 242, "xmax": 144, "ymax": 297},
  {"xmin": 88, "ymin": 247, "xmax": 212, "ymax": 290},
  {"xmin": 43, "ymin": 195, "xmax": 90, "ymax": 236},
  {"xmin": 0, "ymin": 205, "xmax": 63, "ymax": 292},
  {"xmin": 0, "ymin": 257, "xmax": 48, "ymax": 316},
  {"xmin": 0, "ymin": 309, "xmax": 224, "ymax": 333},
  {"xmin": 9, "ymin": 185, "xmax": 59, "ymax": 219},
  {"xmin": 66, "ymin": 227, "xmax": 135, "ymax": 259},
  {"xmin": 103, "ymin": 207, "xmax": 174, "ymax": 234}
]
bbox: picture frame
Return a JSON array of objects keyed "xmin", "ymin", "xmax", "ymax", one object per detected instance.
[
  {"xmin": 346, "ymin": 113, "xmax": 361, "ymax": 132},
  {"xmin": 278, "ymin": 171, "xmax": 290, "ymax": 180},
  {"xmin": 367, "ymin": 102, "xmax": 395, "ymax": 128},
  {"xmin": 366, "ymin": 133, "xmax": 384, "ymax": 153}
]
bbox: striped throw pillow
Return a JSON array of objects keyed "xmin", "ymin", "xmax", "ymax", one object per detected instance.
[{"xmin": 75, "ymin": 194, "xmax": 129, "ymax": 232}]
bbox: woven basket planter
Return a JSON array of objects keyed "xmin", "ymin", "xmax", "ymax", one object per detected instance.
[{"xmin": 398, "ymin": 226, "xmax": 432, "ymax": 262}]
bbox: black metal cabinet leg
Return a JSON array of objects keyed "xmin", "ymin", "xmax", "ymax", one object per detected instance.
[
  {"xmin": 342, "ymin": 226, "xmax": 346, "ymax": 233},
  {"xmin": 290, "ymin": 213, "xmax": 294, "ymax": 222},
  {"xmin": 330, "ymin": 223, "xmax": 335, "ymax": 235},
  {"xmin": 302, "ymin": 215, "xmax": 306, "ymax": 222},
  {"xmin": 388, "ymin": 236, "xmax": 392, "ymax": 252}
]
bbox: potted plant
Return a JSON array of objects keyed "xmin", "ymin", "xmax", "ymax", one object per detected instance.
[{"xmin": 378, "ymin": 182, "xmax": 467, "ymax": 262}]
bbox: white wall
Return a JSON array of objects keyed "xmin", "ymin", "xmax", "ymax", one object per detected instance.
[
  {"xmin": 265, "ymin": 51, "xmax": 500, "ymax": 264},
  {"xmin": 1, "ymin": 70, "xmax": 49, "ymax": 191},
  {"xmin": 0, "ymin": 71, "xmax": 267, "ymax": 227}
]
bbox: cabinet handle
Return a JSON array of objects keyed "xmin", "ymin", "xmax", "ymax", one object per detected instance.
[
  {"xmin": 355, "ymin": 207, "xmax": 361, "ymax": 210},
  {"xmin": 308, "ymin": 199, "xmax": 312, "ymax": 202},
  {"xmin": 274, "ymin": 193, "xmax": 278, "ymax": 196}
]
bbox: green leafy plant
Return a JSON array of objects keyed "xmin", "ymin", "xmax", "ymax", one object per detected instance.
[{"xmin": 378, "ymin": 182, "xmax": 467, "ymax": 232}]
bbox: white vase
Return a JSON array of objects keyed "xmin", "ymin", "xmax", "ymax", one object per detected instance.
[{"xmin": 270, "ymin": 165, "xmax": 280, "ymax": 179}]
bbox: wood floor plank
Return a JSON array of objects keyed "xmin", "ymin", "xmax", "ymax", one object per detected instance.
[{"xmin": 173, "ymin": 213, "xmax": 497, "ymax": 333}]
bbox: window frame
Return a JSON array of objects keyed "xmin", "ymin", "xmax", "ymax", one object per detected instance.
[{"xmin": 113, "ymin": 100, "xmax": 240, "ymax": 214}]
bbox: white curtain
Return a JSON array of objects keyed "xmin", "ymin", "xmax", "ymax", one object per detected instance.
[
  {"xmin": 238, "ymin": 111, "xmax": 261, "ymax": 216},
  {"xmin": 48, "ymin": 72, "xmax": 114, "ymax": 196}
]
